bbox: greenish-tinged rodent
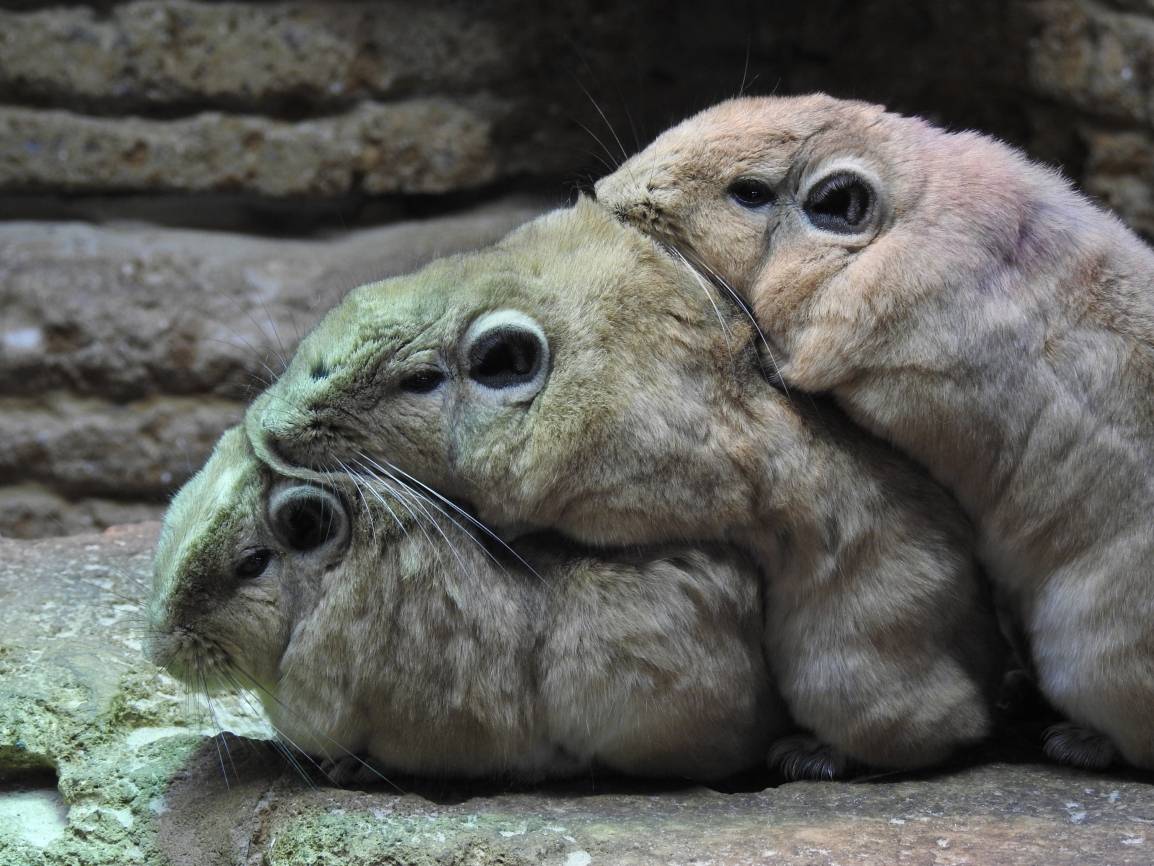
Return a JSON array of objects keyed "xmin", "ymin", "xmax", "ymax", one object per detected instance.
[
  {"xmin": 147, "ymin": 426, "xmax": 785, "ymax": 782},
  {"xmin": 246, "ymin": 198, "xmax": 1005, "ymax": 779}
]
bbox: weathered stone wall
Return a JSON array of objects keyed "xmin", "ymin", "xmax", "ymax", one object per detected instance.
[{"xmin": 2, "ymin": 0, "xmax": 1153, "ymax": 537}]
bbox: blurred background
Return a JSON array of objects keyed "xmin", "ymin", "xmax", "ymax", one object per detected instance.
[{"xmin": 0, "ymin": 0, "xmax": 1148, "ymax": 538}]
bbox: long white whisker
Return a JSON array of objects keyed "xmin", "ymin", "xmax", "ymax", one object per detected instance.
[
  {"xmin": 229, "ymin": 665, "xmax": 401, "ymax": 792},
  {"xmin": 355, "ymin": 460, "xmax": 473, "ymax": 578},
  {"xmin": 354, "ymin": 461, "xmax": 445, "ymax": 563},
  {"xmin": 222, "ymin": 671, "xmax": 322, "ymax": 788},
  {"xmin": 671, "ymin": 247, "xmax": 731, "ymax": 344},
  {"xmin": 575, "ymin": 77, "xmax": 629, "ymax": 167},
  {"xmin": 359, "ymin": 454, "xmax": 545, "ymax": 584},
  {"xmin": 198, "ymin": 666, "xmax": 231, "ymax": 789},
  {"xmin": 678, "ymin": 249, "xmax": 790, "ymax": 395}
]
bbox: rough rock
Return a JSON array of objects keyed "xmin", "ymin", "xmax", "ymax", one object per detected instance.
[
  {"xmin": 0, "ymin": 0, "xmax": 624, "ymax": 198},
  {"xmin": 0, "ymin": 196, "xmax": 547, "ymax": 537},
  {"xmin": 1028, "ymin": 0, "xmax": 1154, "ymax": 124},
  {"xmin": 0, "ymin": 485, "xmax": 162, "ymax": 540},
  {"xmin": 0, "ymin": 394, "xmax": 243, "ymax": 499},
  {"xmin": 2, "ymin": 523, "xmax": 1153, "ymax": 865},
  {"xmin": 0, "ymin": 1, "xmax": 513, "ymax": 109},
  {"xmin": 1081, "ymin": 128, "xmax": 1154, "ymax": 238},
  {"xmin": 0, "ymin": 99, "xmax": 515, "ymax": 197}
]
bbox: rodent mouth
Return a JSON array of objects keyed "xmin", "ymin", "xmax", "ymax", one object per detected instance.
[
  {"xmin": 262, "ymin": 427, "xmax": 344, "ymax": 477},
  {"xmin": 148, "ymin": 629, "xmax": 236, "ymax": 693}
]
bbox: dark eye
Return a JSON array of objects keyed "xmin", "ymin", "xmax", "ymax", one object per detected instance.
[
  {"xmin": 235, "ymin": 548, "xmax": 272, "ymax": 579},
  {"xmin": 398, "ymin": 369, "xmax": 445, "ymax": 394},
  {"xmin": 727, "ymin": 177, "xmax": 774, "ymax": 208},
  {"xmin": 803, "ymin": 171, "xmax": 874, "ymax": 233}
]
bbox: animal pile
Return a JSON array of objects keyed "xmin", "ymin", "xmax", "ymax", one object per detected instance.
[{"xmin": 147, "ymin": 94, "xmax": 1154, "ymax": 783}]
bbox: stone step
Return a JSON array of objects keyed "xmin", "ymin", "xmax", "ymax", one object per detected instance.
[{"xmin": 1, "ymin": 523, "xmax": 1150, "ymax": 865}]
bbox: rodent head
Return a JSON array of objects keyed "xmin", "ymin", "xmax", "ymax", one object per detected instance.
[
  {"xmin": 146, "ymin": 427, "xmax": 352, "ymax": 694},
  {"xmin": 247, "ymin": 197, "xmax": 771, "ymax": 544},
  {"xmin": 594, "ymin": 94, "xmax": 1045, "ymax": 389}
]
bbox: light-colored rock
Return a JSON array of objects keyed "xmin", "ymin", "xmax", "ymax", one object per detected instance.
[
  {"xmin": 0, "ymin": 1, "xmax": 511, "ymax": 107},
  {"xmin": 1028, "ymin": 0, "xmax": 1154, "ymax": 123},
  {"xmin": 0, "ymin": 394, "xmax": 243, "ymax": 500},
  {"xmin": 0, "ymin": 485, "xmax": 162, "ymax": 540},
  {"xmin": 2, "ymin": 524, "xmax": 1154, "ymax": 865},
  {"xmin": 1081, "ymin": 128, "xmax": 1154, "ymax": 238},
  {"xmin": 0, "ymin": 99, "xmax": 514, "ymax": 196}
]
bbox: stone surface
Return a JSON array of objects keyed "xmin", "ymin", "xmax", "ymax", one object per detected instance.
[
  {"xmin": 0, "ymin": 196, "xmax": 547, "ymax": 537},
  {"xmin": 0, "ymin": 1, "xmax": 512, "ymax": 109},
  {"xmin": 0, "ymin": 0, "xmax": 630, "ymax": 199},
  {"xmin": 2, "ymin": 523, "xmax": 1154, "ymax": 865},
  {"xmin": 1028, "ymin": 0, "xmax": 1154, "ymax": 125},
  {"xmin": 0, "ymin": 99, "xmax": 515, "ymax": 197}
]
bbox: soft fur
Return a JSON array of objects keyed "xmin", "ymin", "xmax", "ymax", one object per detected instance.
[
  {"xmin": 146, "ymin": 427, "xmax": 783, "ymax": 782},
  {"xmin": 245, "ymin": 199, "xmax": 1005, "ymax": 777},
  {"xmin": 595, "ymin": 93, "xmax": 1154, "ymax": 769}
]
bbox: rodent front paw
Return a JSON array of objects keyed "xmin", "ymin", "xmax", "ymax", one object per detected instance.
[
  {"xmin": 767, "ymin": 734, "xmax": 853, "ymax": 781},
  {"xmin": 1042, "ymin": 722, "xmax": 1117, "ymax": 770}
]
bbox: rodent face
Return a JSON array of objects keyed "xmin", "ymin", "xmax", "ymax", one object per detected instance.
[
  {"xmin": 147, "ymin": 427, "xmax": 352, "ymax": 694},
  {"xmin": 248, "ymin": 198, "xmax": 767, "ymax": 544},
  {"xmin": 595, "ymin": 95, "xmax": 930, "ymax": 388}
]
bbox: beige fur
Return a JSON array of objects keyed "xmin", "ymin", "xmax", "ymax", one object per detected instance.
[
  {"xmin": 245, "ymin": 199, "xmax": 1004, "ymax": 778},
  {"xmin": 595, "ymin": 93, "xmax": 1154, "ymax": 769},
  {"xmin": 146, "ymin": 427, "xmax": 784, "ymax": 783}
]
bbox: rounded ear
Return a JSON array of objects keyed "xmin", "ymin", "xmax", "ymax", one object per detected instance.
[
  {"xmin": 799, "ymin": 161, "xmax": 885, "ymax": 238},
  {"xmin": 269, "ymin": 485, "xmax": 350, "ymax": 557},
  {"xmin": 460, "ymin": 310, "xmax": 551, "ymax": 401}
]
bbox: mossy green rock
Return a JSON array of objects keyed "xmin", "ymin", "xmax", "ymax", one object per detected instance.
[{"xmin": 2, "ymin": 524, "xmax": 1153, "ymax": 865}]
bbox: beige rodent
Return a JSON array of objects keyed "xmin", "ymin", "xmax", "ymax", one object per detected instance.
[
  {"xmin": 245, "ymin": 198, "xmax": 1005, "ymax": 779},
  {"xmin": 595, "ymin": 93, "xmax": 1154, "ymax": 769},
  {"xmin": 146, "ymin": 426, "xmax": 784, "ymax": 783}
]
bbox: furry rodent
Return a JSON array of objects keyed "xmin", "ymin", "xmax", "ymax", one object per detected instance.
[
  {"xmin": 595, "ymin": 93, "xmax": 1154, "ymax": 769},
  {"xmin": 245, "ymin": 198, "xmax": 1004, "ymax": 778},
  {"xmin": 146, "ymin": 426, "xmax": 784, "ymax": 782}
]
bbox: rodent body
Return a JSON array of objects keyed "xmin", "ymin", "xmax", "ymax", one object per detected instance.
[
  {"xmin": 246, "ymin": 199, "xmax": 1005, "ymax": 777},
  {"xmin": 147, "ymin": 427, "xmax": 783, "ymax": 782},
  {"xmin": 595, "ymin": 94, "xmax": 1154, "ymax": 768}
]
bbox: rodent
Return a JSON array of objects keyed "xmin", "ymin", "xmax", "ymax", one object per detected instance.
[
  {"xmin": 594, "ymin": 93, "xmax": 1154, "ymax": 770},
  {"xmin": 244, "ymin": 197, "xmax": 1005, "ymax": 779},
  {"xmin": 146, "ymin": 426, "xmax": 785, "ymax": 783}
]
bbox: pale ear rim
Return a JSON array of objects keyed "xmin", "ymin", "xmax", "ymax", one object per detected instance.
[
  {"xmin": 268, "ymin": 484, "xmax": 350, "ymax": 555},
  {"xmin": 797, "ymin": 158, "xmax": 887, "ymax": 238},
  {"xmin": 460, "ymin": 309, "xmax": 551, "ymax": 401}
]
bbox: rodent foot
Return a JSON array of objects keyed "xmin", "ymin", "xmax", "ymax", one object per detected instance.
[
  {"xmin": 1042, "ymin": 722, "xmax": 1117, "ymax": 770},
  {"xmin": 767, "ymin": 734, "xmax": 852, "ymax": 781}
]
